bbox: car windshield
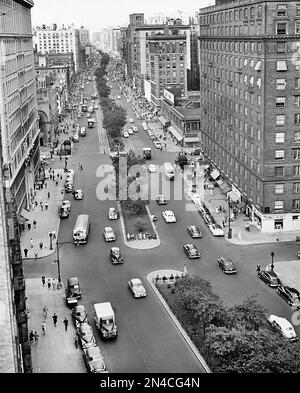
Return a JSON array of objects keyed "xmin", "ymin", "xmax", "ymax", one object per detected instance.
[
  {"xmin": 270, "ymin": 276, "xmax": 280, "ymax": 283},
  {"xmin": 290, "ymin": 292, "xmax": 300, "ymax": 299}
]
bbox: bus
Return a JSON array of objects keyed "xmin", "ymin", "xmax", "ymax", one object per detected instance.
[
  {"xmin": 163, "ymin": 162, "xmax": 175, "ymax": 180},
  {"xmin": 73, "ymin": 214, "xmax": 90, "ymax": 244}
]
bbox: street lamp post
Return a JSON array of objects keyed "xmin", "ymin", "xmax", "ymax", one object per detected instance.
[
  {"xmin": 271, "ymin": 252, "xmax": 275, "ymax": 271},
  {"xmin": 49, "ymin": 232, "xmax": 53, "ymax": 250},
  {"xmin": 54, "ymin": 240, "xmax": 73, "ymax": 284},
  {"xmin": 227, "ymin": 197, "xmax": 232, "ymax": 239},
  {"xmin": 64, "ymin": 156, "xmax": 68, "ymax": 172}
]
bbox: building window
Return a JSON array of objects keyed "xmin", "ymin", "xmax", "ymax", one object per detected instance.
[
  {"xmin": 275, "ymin": 184, "xmax": 284, "ymax": 194},
  {"xmin": 274, "ymin": 200, "xmax": 284, "ymax": 210},
  {"xmin": 293, "ymin": 165, "xmax": 300, "ymax": 176},
  {"xmin": 275, "ymin": 166, "xmax": 284, "ymax": 176},
  {"xmin": 275, "ymin": 132, "xmax": 285, "ymax": 143},
  {"xmin": 292, "ymin": 199, "xmax": 300, "ymax": 209},
  {"xmin": 296, "ymin": 78, "xmax": 300, "ymax": 89},
  {"xmin": 295, "ymin": 96, "xmax": 300, "ymax": 107},
  {"xmin": 276, "ymin": 60, "xmax": 287, "ymax": 71},
  {"xmin": 275, "ymin": 150, "xmax": 285, "ymax": 160},
  {"xmin": 276, "ymin": 97, "xmax": 286, "ymax": 108},
  {"xmin": 276, "ymin": 115, "xmax": 286, "ymax": 125},
  {"xmin": 277, "ymin": 22, "xmax": 287, "ymax": 35},
  {"xmin": 296, "ymin": 22, "xmax": 300, "ymax": 34},
  {"xmin": 292, "ymin": 215, "xmax": 299, "ymax": 220},
  {"xmin": 277, "ymin": 5, "xmax": 287, "ymax": 16},
  {"xmin": 276, "ymin": 79, "xmax": 286, "ymax": 89},
  {"xmin": 294, "ymin": 131, "xmax": 300, "ymax": 142},
  {"xmin": 293, "ymin": 182, "xmax": 300, "ymax": 193},
  {"xmin": 295, "ymin": 114, "xmax": 300, "ymax": 125},
  {"xmin": 294, "ymin": 149, "xmax": 300, "ymax": 159},
  {"xmin": 277, "ymin": 42, "xmax": 286, "ymax": 53}
]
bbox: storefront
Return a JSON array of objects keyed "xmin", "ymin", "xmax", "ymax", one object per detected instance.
[
  {"xmin": 184, "ymin": 136, "xmax": 200, "ymax": 147},
  {"xmin": 168, "ymin": 125, "xmax": 183, "ymax": 145}
]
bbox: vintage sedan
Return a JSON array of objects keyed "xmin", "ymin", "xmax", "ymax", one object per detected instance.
[
  {"xmin": 108, "ymin": 207, "xmax": 118, "ymax": 220},
  {"xmin": 277, "ymin": 285, "xmax": 300, "ymax": 308},
  {"xmin": 72, "ymin": 305, "xmax": 88, "ymax": 327},
  {"xmin": 103, "ymin": 227, "xmax": 116, "ymax": 242},
  {"xmin": 209, "ymin": 223, "xmax": 224, "ymax": 237},
  {"xmin": 267, "ymin": 315, "xmax": 298, "ymax": 342},
  {"xmin": 73, "ymin": 189, "xmax": 84, "ymax": 200},
  {"xmin": 128, "ymin": 278, "xmax": 147, "ymax": 298},
  {"xmin": 77, "ymin": 323, "xmax": 97, "ymax": 349},
  {"xmin": 83, "ymin": 345, "xmax": 107, "ymax": 373},
  {"xmin": 109, "ymin": 247, "xmax": 124, "ymax": 264},
  {"xmin": 156, "ymin": 194, "xmax": 167, "ymax": 205},
  {"xmin": 216, "ymin": 257, "xmax": 237, "ymax": 274},
  {"xmin": 187, "ymin": 225, "xmax": 202, "ymax": 238},
  {"xmin": 162, "ymin": 210, "xmax": 176, "ymax": 223},
  {"xmin": 148, "ymin": 164, "xmax": 157, "ymax": 173},
  {"xmin": 258, "ymin": 269, "xmax": 281, "ymax": 287},
  {"xmin": 183, "ymin": 244, "xmax": 200, "ymax": 259}
]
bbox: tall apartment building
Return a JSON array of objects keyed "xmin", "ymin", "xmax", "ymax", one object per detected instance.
[
  {"xmin": 33, "ymin": 24, "xmax": 81, "ymax": 72},
  {"xmin": 0, "ymin": 0, "xmax": 40, "ymax": 216},
  {"xmin": 198, "ymin": 0, "xmax": 300, "ymax": 232},
  {"xmin": 79, "ymin": 26, "xmax": 90, "ymax": 46}
]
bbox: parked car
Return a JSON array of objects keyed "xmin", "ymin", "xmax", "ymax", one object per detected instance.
[
  {"xmin": 128, "ymin": 278, "xmax": 147, "ymax": 298},
  {"xmin": 77, "ymin": 322, "xmax": 97, "ymax": 349},
  {"xmin": 108, "ymin": 207, "xmax": 118, "ymax": 220},
  {"xmin": 258, "ymin": 269, "xmax": 281, "ymax": 287},
  {"xmin": 103, "ymin": 227, "xmax": 116, "ymax": 242},
  {"xmin": 72, "ymin": 134, "xmax": 79, "ymax": 143},
  {"xmin": 277, "ymin": 284, "xmax": 300, "ymax": 308},
  {"xmin": 216, "ymin": 257, "xmax": 237, "ymax": 274},
  {"xmin": 66, "ymin": 277, "xmax": 81, "ymax": 307},
  {"xmin": 128, "ymin": 128, "xmax": 133, "ymax": 135},
  {"xmin": 72, "ymin": 305, "xmax": 88, "ymax": 327},
  {"xmin": 110, "ymin": 247, "xmax": 124, "ymax": 264},
  {"xmin": 183, "ymin": 244, "xmax": 200, "ymax": 259},
  {"xmin": 148, "ymin": 164, "xmax": 156, "ymax": 173},
  {"xmin": 59, "ymin": 206, "xmax": 69, "ymax": 218},
  {"xmin": 123, "ymin": 131, "xmax": 129, "ymax": 138},
  {"xmin": 162, "ymin": 210, "xmax": 176, "ymax": 223},
  {"xmin": 129, "ymin": 118, "xmax": 134, "ymax": 123},
  {"xmin": 187, "ymin": 225, "xmax": 202, "ymax": 238},
  {"xmin": 209, "ymin": 223, "xmax": 224, "ymax": 237},
  {"xmin": 65, "ymin": 182, "xmax": 74, "ymax": 193},
  {"xmin": 133, "ymin": 126, "xmax": 138, "ymax": 132},
  {"xmin": 267, "ymin": 315, "xmax": 298, "ymax": 342},
  {"xmin": 73, "ymin": 189, "xmax": 84, "ymax": 200},
  {"xmin": 83, "ymin": 345, "xmax": 107, "ymax": 373},
  {"xmin": 156, "ymin": 194, "xmax": 167, "ymax": 205},
  {"xmin": 154, "ymin": 140, "xmax": 162, "ymax": 149},
  {"xmin": 61, "ymin": 200, "xmax": 71, "ymax": 211}
]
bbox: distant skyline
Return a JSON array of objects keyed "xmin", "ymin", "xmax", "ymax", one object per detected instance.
[{"xmin": 31, "ymin": 0, "xmax": 213, "ymax": 32}]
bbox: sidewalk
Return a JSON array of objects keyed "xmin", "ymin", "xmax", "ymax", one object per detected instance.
[
  {"xmin": 26, "ymin": 278, "xmax": 86, "ymax": 373},
  {"xmin": 148, "ymin": 121, "xmax": 183, "ymax": 153}
]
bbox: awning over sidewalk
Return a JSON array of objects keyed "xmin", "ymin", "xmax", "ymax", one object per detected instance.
[
  {"xmin": 184, "ymin": 137, "xmax": 200, "ymax": 142},
  {"xmin": 168, "ymin": 126, "xmax": 183, "ymax": 141},
  {"xmin": 227, "ymin": 190, "xmax": 240, "ymax": 202},
  {"xmin": 20, "ymin": 208, "xmax": 30, "ymax": 221},
  {"xmin": 216, "ymin": 179, "xmax": 223, "ymax": 186},
  {"xmin": 219, "ymin": 182, "xmax": 231, "ymax": 194},
  {"xmin": 158, "ymin": 116, "xmax": 168, "ymax": 126},
  {"xmin": 210, "ymin": 169, "xmax": 220, "ymax": 180}
]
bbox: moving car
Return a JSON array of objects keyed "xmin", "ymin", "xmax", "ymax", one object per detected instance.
[
  {"xmin": 148, "ymin": 164, "xmax": 156, "ymax": 173},
  {"xmin": 128, "ymin": 278, "xmax": 147, "ymax": 298},
  {"xmin": 59, "ymin": 206, "xmax": 69, "ymax": 218},
  {"xmin": 66, "ymin": 277, "xmax": 81, "ymax": 307},
  {"xmin": 108, "ymin": 207, "xmax": 118, "ymax": 220},
  {"xmin": 187, "ymin": 225, "xmax": 202, "ymax": 238},
  {"xmin": 103, "ymin": 227, "xmax": 116, "ymax": 242},
  {"xmin": 72, "ymin": 305, "xmax": 88, "ymax": 327},
  {"xmin": 267, "ymin": 315, "xmax": 298, "ymax": 342},
  {"xmin": 129, "ymin": 118, "xmax": 134, "ymax": 123},
  {"xmin": 209, "ymin": 223, "xmax": 224, "ymax": 237},
  {"xmin": 277, "ymin": 284, "xmax": 300, "ymax": 308},
  {"xmin": 72, "ymin": 133, "xmax": 79, "ymax": 143},
  {"xmin": 132, "ymin": 126, "xmax": 138, "ymax": 132},
  {"xmin": 162, "ymin": 210, "xmax": 176, "ymax": 223},
  {"xmin": 61, "ymin": 200, "xmax": 71, "ymax": 211},
  {"xmin": 123, "ymin": 131, "xmax": 129, "ymax": 138},
  {"xmin": 257, "ymin": 269, "xmax": 281, "ymax": 287},
  {"xmin": 65, "ymin": 182, "xmax": 74, "ymax": 193},
  {"xmin": 73, "ymin": 189, "xmax": 84, "ymax": 200},
  {"xmin": 216, "ymin": 257, "xmax": 237, "ymax": 274},
  {"xmin": 77, "ymin": 322, "xmax": 97, "ymax": 349},
  {"xmin": 128, "ymin": 128, "xmax": 133, "ymax": 135},
  {"xmin": 156, "ymin": 194, "xmax": 167, "ymax": 205},
  {"xmin": 183, "ymin": 244, "xmax": 200, "ymax": 259},
  {"xmin": 83, "ymin": 345, "xmax": 107, "ymax": 373},
  {"xmin": 109, "ymin": 247, "xmax": 124, "ymax": 264},
  {"xmin": 154, "ymin": 140, "xmax": 162, "ymax": 149}
]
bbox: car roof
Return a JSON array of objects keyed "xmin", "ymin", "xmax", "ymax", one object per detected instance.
[
  {"xmin": 264, "ymin": 270, "xmax": 279, "ymax": 277},
  {"xmin": 164, "ymin": 210, "xmax": 173, "ymax": 214},
  {"xmin": 131, "ymin": 278, "xmax": 142, "ymax": 285},
  {"xmin": 189, "ymin": 225, "xmax": 198, "ymax": 230},
  {"xmin": 68, "ymin": 277, "xmax": 79, "ymax": 284},
  {"xmin": 185, "ymin": 244, "xmax": 196, "ymax": 248},
  {"xmin": 221, "ymin": 257, "xmax": 233, "ymax": 263},
  {"xmin": 105, "ymin": 227, "xmax": 113, "ymax": 231},
  {"xmin": 269, "ymin": 315, "xmax": 294, "ymax": 329},
  {"xmin": 75, "ymin": 305, "xmax": 85, "ymax": 312},
  {"xmin": 111, "ymin": 247, "xmax": 120, "ymax": 252}
]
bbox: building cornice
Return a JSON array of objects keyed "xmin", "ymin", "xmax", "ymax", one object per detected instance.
[
  {"xmin": 15, "ymin": 0, "xmax": 34, "ymax": 8},
  {"xmin": 198, "ymin": 35, "xmax": 300, "ymax": 41}
]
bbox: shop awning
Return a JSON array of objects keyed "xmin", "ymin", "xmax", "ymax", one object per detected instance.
[
  {"xmin": 20, "ymin": 208, "xmax": 30, "ymax": 221},
  {"xmin": 227, "ymin": 190, "xmax": 240, "ymax": 202},
  {"xmin": 184, "ymin": 137, "xmax": 200, "ymax": 142},
  {"xmin": 219, "ymin": 182, "xmax": 231, "ymax": 194},
  {"xmin": 158, "ymin": 116, "xmax": 168, "ymax": 126},
  {"xmin": 168, "ymin": 126, "xmax": 183, "ymax": 141},
  {"xmin": 210, "ymin": 169, "xmax": 220, "ymax": 180}
]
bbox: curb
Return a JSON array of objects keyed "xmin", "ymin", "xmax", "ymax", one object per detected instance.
[{"xmin": 147, "ymin": 270, "xmax": 211, "ymax": 373}]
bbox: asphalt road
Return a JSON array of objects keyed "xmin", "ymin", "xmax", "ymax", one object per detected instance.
[{"xmin": 24, "ymin": 75, "xmax": 300, "ymax": 373}]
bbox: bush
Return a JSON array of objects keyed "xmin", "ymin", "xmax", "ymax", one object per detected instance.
[{"xmin": 135, "ymin": 220, "xmax": 145, "ymax": 232}]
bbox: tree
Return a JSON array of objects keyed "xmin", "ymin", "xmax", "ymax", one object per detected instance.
[{"xmin": 121, "ymin": 199, "xmax": 146, "ymax": 216}]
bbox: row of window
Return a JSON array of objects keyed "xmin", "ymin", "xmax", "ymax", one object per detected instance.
[
  {"xmin": 275, "ymin": 166, "xmax": 300, "ymax": 176},
  {"xmin": 199, "ymin": 4, "xmax": 264, "ymax": 25},
  {"xmin": 275, "ymin": 132, "xmax": 300, "ymax": 143},
  {"xmin": 274, "ymin": 200, "xmax": 300, "ymax": 210},
  {"xmin": 201, "ymin": 40, "xmax": 288, "ymax": 54},
  {"xmin": 276, "ymin": 96, "xmax": 300, "ymax": 108},
  {"xmin": 273, "ymin": 149, "xmax": 300, "ymax": 160}
]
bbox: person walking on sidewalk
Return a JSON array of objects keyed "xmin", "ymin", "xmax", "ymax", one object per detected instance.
[
  {"xmin": 29, "ymin": 330, "xmax": 34, "ymax": 343},
  {"xmin": 42, "ymin": 276, "xmax": 45, "ymax": 287},
  {"xmin": 52, "ymin": 278, "xmax": 56, "ymax": 290},
  {"xmin": 27, "ymin": 222, "xmax": 31, "ymax": 230},
  {"xmin": 63, "ymin": 317, "xmax": 69, "ymax": 331},
  {"xmin": 34, "ymin": 331, "xmax": 39, "ymax": 343},
  {"xmin": 74, "ymin": 336, "xmax": 79, "ymax": 349},
  {"xmin": 30, "ymin": 238, "xmax": 34, "ymax": 248},
  {"xmin": 33, "ymin": 219, "xmax": 37, "ymax": 228},
  {"xmin": 52, "ymin": 313, "xmax": 58, "ymax": 327},
  {"xmin": 24, "ymin": 248, "xmax": 28, "ymax": 258},
  {"xmin": 52, "ymin": 230, "xmax": 56, "ymax": 240},
  {"xmin": 39, "ymin": 241, "xmax": 43, "ymax": 251},
  {"xmin": 47, "ymin": 279, "xmax": 51, "ymax": 290},
  {"xmin": 47, "ymin": 191, "xmax": 50, "ymax": 199},
  {"xmin": 40, "ymin": 201, "xmax": 44, "ymax": 211},
  {"xmin": 41, "ymin": 321, "xmax": 47, "ymax": 334},
  {"xmin": 34, "ymin": 250, "xmax": 38, "ymax": 259},
  {"xmin": 45, "ymin": 202, "xmax": 48, "ymax": 211},
  {"xmin": 43, "ymin": 305, "xmax": 48, "ymax": 319}
]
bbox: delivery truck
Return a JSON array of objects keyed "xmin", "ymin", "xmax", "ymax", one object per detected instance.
[{"xmin": 94, "ymin": 302, "xmax": 118, "ymax": 339}]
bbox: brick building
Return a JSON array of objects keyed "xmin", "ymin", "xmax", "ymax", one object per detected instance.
[{"xmin": 198, "ymin": 0, "xmax": 300, "ymax": 232}]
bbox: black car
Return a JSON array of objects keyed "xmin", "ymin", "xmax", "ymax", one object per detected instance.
[
  {"xmin": 183, "ymin": 244, "xmax": 200, "ymax": 259},
  {"xmin": 77, "ymin": 323, "xmax": 96, "ymax": 349},
  {"xmin": 190, "ymin": 148, "xmax": 201, "ymax": 156},
  {"xmin": 66, "ymin": 277, "xmax": 81, "ymax": 307},
  {"xmin": 216, "ymin": 257, "xmax": 237, "ymax": 274},
  {"xmin": 258, "ymin": 269, "xmax": 281, "ymax": 287},
  {"xmin": 72, "ymin": 305, "xmax": 88, "ymax": 327},
  {"xmin": 277, "ymin": 284, "xmax": 300, "ymax": 308},
  {"xmin": 109, "ymin": 247, "xmax": 124, "ymax": 264},
  {"xmin": 187, "ymin": 225, "xmax": 203, "ymax": 238},
  {"xmin": 156, "ymin": 195, "xmax": 167, "ymax": 205}
]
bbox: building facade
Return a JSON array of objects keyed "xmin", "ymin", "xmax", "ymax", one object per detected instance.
[
  {"xmin": 198, "ymin": 0, "xmax": 300, "ymax": 232},
  {"xmin": 78, "ymin": 26, "xmax": 90, "ymax": 46},
  {"xmin": 0, "ymin": 0, "xmax": 40, "ymax": 216}
]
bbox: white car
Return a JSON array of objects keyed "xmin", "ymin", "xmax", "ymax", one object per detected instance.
[
  {"xmin": 95, "ymin": 104, "xmax": 99, "ymax": 109},
  {"xmin": 103, "ymin": 226, "xmax": 116, "ymax": 242},
  {"xmin": 83, "ymin": 345, "xmax": 107, "ymax": 373},
  {"xmin": 61, "ymin": 200, "xmax": 71, "ymax": 211},
  {"xmin": 117, "ymin": 96, "xmax": 121, "ymax": 99},
  {"xmin": 128, "ymin": 278, "xmax": 147, "ymax": 298},
  {"xmin": 108, "ymin": 207, "xmax": 118, "ymax": 220},
  {"xmin": 267, "ymin": 315, "xmax": 298, "ymax": 342},
  {"xmin": 66, "ymin": 169, "xmax": 75, "ymax": 178},
  {"xmin": 132, "ymin": 126, "xmax": 138, "ymax": 132},
  {"xmin": 209, "ymin": 224, "xmax": 224, "ymax": 237},
  {"xmin": 123, "ymin": 131, "xmax": 129, "ymax": 138},
  {"xmin": 162, "ymin": 210, "xmax": 176, "ymax": 223},
  {"xmin": 154, "ymin": 140, "xmax": 162, "ymax": 149},
  {"xmin": 128, "ymin": 128, "xmax": 133, "ymax": 135},
  {"xmin": 129, "ymin": 118, "xmax": 134, "ymax": 123},
  {"xmin": 74, "ymin": 189, "xmax": 84, "ymax": 200},
  {"xmin": 148, "ymin": 164, "xmax": 156, "ymax": 173}
]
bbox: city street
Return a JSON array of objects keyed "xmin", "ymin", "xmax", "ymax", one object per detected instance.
[{"xmin": 23, "ymin": 74, "xmax": 300, "ymax": 373}]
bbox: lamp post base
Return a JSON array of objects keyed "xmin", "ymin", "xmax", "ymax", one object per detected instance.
[{"xmin": 227, "ymin": 228, "xmax": 232, "ymax": 239}]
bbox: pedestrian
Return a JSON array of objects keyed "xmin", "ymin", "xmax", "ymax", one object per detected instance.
[
  {"xmin": 57, "ymin": 173, "xmax": 59, "ymax": 179},
  {"xmin": 43, "ymin": 305, "xmax": 48, "ymax": 319},
  {"xmin": 34, "ymin": 250, "xmax": 38, "ymax": 259},
  {"xmin": 60, "ymin": 155, "xmax": 62, "ymax": 162},
  {"xmin": 74, "ymin": 336, "xmax": 79, "ymax": 349},
  {"xmin": 24, "ymin": 248, "xmax": 28, "ymax": 258},
  {"xmin": 52, "ymin": 278, "xmax": 56, "ymax": 290},
  {"xmin": 55, "ymin": 180, "xmax": 58, "ymax": 186},
  {"xmin": 47, "ymin": 279, "xmax": 51, "ymax": 290},
  {"xmin": 39, "ymin": 241, "xmax": 43, "ymax": 250},
  {"xmin": 34, "ymin": 331, "xmax": 39, "ymax": 343},
  {"xmin": 42, "ymin": 276, "xmax": 45, "ymax": 286},
  {"xmin": 47, "ymin": 192, "xmax": 50, "ymax": 199},
  {"xmin": 50, "ymin": 174, "xmax": 52, "ymax": 180},
  {"xmin": 27, "ymin": 222, "xmax": 31, "ymax": 230},
  {"xmin": 30, "ymin": 238, "xmax": 34, "ymax": 248},
  {"xmin": 41, "ymin": 321, "xmax": 47, "ymax": 334},
  {"xmin": 63, "ymin": 317, "xmax": 69, "ymax": 331},
  {"xmin": 45, "ymin": 202, "xmax": 48, "ymax": 211},
  {"xmin": 35, "ymin": 200, "xmax": 38, "ymax": 207},
  {"xmin": 40, "ymin": 201, "xmax": 44, "ymax": 211},
  {"xmin": 29, "ymin": 330, "xmax": 34, "ymax": 343},
  {"xmin": 52, "ymin": 230, "xmax": 56, "ymax": 240},
  {"xmin": 44, "ymin": 181, "xmax": 47, "ymax": 189},
  {"xmin": 33, "ymin": 219, "xmax": 36, "ymax": 228},
  {"xmin": 52, "ymin": 313, "xmax": 58, "ymax": 327},
  {"xmin": 256, "ymin": 264, "xmax": 261, "ymax": 272}
]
